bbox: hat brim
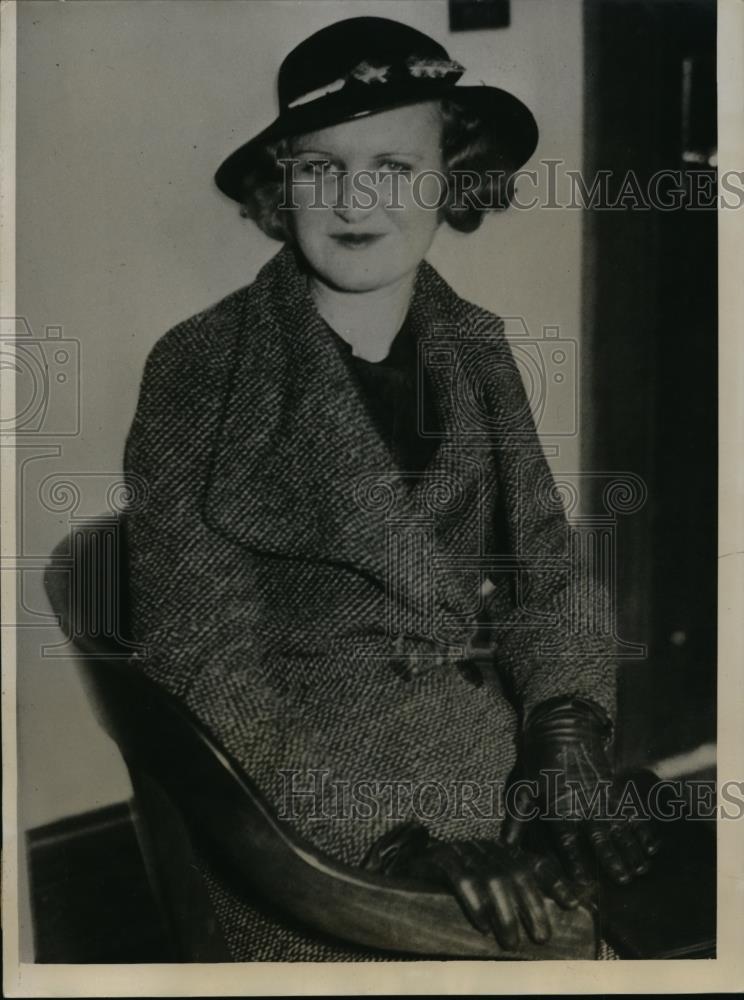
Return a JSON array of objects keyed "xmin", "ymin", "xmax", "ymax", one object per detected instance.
[{"xmin": 214, "ymin": 84, "xmax": 538, "ymax": 203}]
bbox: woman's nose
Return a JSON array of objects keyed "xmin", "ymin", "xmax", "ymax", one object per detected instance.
[{"xmin": 331, "ymin": 171, "xmax": 376, "ymax": 223}]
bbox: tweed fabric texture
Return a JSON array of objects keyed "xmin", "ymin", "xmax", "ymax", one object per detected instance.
[
  {"xmin": 198, "ymin": 844, "xmax": 412, "ymax": 961},
  {"xmin": 124, "ymin": 246, "xmax": 617, "ymax": 959}
]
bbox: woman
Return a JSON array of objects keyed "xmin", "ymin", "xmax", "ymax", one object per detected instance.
[{"xmin": 124, "ymin": 16, "xmax": 656, "ymax": 960}]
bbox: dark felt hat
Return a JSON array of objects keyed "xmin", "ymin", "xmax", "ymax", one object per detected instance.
[{"xmin": 215, "ymin": 16, "xmax": 538, "ymax": 203}]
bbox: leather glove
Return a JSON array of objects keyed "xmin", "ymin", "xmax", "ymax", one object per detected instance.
[
  {"xmin": 502, "ymin": 696, "xmax": 660, "ymax": 885},
  {"xmin": 361, "ymin": 820, "xmax": 579, "ymax": 951}
]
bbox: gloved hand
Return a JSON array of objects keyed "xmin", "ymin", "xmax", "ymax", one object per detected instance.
[
  {"xmin": 502, "ymin": 696, "xmax": 660, "ymax": 885},
  {"xmin": 361, "ymin": 820, "xmax": 579, "ymax": 951}
]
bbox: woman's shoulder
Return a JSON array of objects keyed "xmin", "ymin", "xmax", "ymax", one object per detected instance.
[
  {"xmin": 144, "ymin": 248, "xmax": 291, "ymax": 375},
  {"xmin": 146, "ymin": 282, "xmax": 258, "ymax": 371},
  {"xmin": 418, "ymin": 260, "xmax": 507, "ymax": 338}
]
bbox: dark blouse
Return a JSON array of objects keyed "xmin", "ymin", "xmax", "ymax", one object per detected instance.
[{"xmin": 325, "ymin": 317, "xmax": 442, "ymax": 473}]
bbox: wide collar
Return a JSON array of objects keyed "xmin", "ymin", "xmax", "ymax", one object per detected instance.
[{"xmin": 202, "ymin": 246, "xmax": 490, "ymax": 608}]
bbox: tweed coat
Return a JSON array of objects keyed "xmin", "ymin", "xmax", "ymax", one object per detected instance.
[{"xmin": 123, "ymin": 245, "xmax": 617, "ymax": 958}]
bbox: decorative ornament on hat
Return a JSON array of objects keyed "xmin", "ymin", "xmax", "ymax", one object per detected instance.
[
  {"xmin": 405, "ymin": 55, "xmax": 465, "ymax": 79},
  {"xmin": 349, "ymin": 61, "xmax": 391, "ymax": 84},
  {"xmin": 287, "ymin": 77, "xmax": 346, "ymax": 109},
  {"xmin": 286, "ymin": 55, "xmax": 465, "ymax": 110}
]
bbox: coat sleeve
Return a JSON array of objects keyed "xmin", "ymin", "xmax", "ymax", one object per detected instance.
[
  {"xmin": 481, "ymin": 323, "xmax": 618, "ymax": 728},
  {"xmin": 122, "ymin": 314, "xmax": 243, "ymax": 699}
]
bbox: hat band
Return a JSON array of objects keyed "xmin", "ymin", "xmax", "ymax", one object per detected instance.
[{"xmin": 286, "ymin": 55, "xmax": 465, "ymax": 111}]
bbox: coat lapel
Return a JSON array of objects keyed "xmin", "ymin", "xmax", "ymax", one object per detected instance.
[
  {"xmin": 203, "ymin": 246, "xmax": 388, "ymax": 584},
  {"xmin": 202, "ymin": 246, "xmax": 489, "ymax": 618}
]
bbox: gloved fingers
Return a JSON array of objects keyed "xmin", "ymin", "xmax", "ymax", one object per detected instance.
[
  {"xmin": 508, "ymin": 866, "xmax": 552, "ymax": 944},
  {"xmin": 431, "ymin": 842, "xmax": 495, "ymax": 937},
  {"xmin": 478, "ymin": 842, "xmax": 553, "ymax": 946},
  {"xmin": 500, "ymin": 811, "xmax": 526, "ymax": 848},
  {"xmin": 587, "ymin": 822, "xmax": 632, "ymax": 884},
  {"xmin": 610, "ymin": 821, "xmax": 650, "ymax": 877},
  {"xmin": 631, "ymin": 816, "xmax": 661, "ymax": 857},
  {"xmin": 463, "ymin": 841, "xmax": 548, "ymax": 950},
  {"xmin": 472, "ymin": 842, "xmax": 533, "ymax": 950},
  {"xmin": 500, "ymin": 783, "xmax": 536, "ymax": 847},
  {"xmin": 466, "ymin": 840, "xmax": 521, "ymax": 946},
  {"xmin": 431, "ymin": 840, "xmax": 569, "ymax": 950},
  {"xmin": 483, "ymin": 874, "xmax": 521, "ymax": 951},
  {"xmin": 552, "ymin": 823, "xmax": 593, "ymax": 884},
  {"xmin": 454, "ymin": 872, "xmax": 494, "ymax": 937},
  {"xmin": 529, "ymin": 854, "xmax": 580, "ymax": 910}
]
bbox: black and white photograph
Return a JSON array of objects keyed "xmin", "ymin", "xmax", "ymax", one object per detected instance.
[{"xmin": 2, "ymin": 0, "xmax": 743, "ymax": 993}]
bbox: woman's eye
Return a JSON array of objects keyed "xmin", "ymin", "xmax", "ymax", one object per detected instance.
[
  {"xmin": 297, "ymin": 159, "xmax": 333, "ymax": 175},
  {"xmin": 379, "ymin": 160, "xmax": 413, "ymax": 175}
]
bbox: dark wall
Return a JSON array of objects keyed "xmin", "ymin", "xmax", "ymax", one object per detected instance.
[{"xmin": 582, "ymin": 0, "xmax": 717, "ymax": 769}]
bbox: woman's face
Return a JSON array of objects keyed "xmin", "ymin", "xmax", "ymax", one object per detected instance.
[{"xmin": 287, "ymin": 102, "xmax": 445, "ymax": 293}]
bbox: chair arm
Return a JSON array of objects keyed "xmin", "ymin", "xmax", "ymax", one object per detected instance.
[{"xmin": 84, "ymin": 658, "xmax": 597, "ymax": 959}]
